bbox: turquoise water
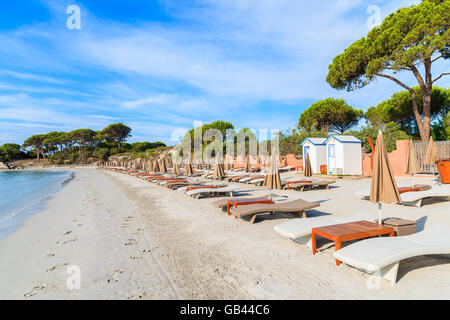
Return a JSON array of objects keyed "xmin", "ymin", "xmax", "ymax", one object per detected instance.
[{"xmin": 0, "ymin": 170, "xmax": 73, "ymax": 240}]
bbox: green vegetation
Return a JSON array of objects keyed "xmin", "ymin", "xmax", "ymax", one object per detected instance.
[
  {"xmin": 1, "ymin": 123, "xmax": 166, "ymax": 165},
  {"xmin": 365, "ymin": 87, "xmax": 449, "ymax": 137},
  {"xmin": 0, "ymin": 144, "xmax": 28, "ymax": 163},
  {"xmin": 279, "ymin": 129, "xmax": 328, "ymax": 156},
  {"xmin": 298, "ymin": 98, "xmax": 363, "ymax": 134},
  {"xmin": 101, "ymin": 123, "xmax": 132, "ymax": 148},
  {"xmin": 179, "ymin": 120, "xmax": 234, "ymax": 155},
  {"xmin": 326, "ymin": 0, "xmax": 450, "ymax": 141},
  {"xmin": 350, "ymin": 122, "xmax": 410, "ymax": 153},
  {"xmin": 446, "ymin": 112, "xmax": 450, "ymax": 138}
]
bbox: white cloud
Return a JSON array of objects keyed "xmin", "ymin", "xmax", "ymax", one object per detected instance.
[{"xmin": 0, "ymin": 0, "xmax": 443, "ymax": 145}]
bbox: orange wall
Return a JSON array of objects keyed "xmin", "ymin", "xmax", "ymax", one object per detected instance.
[
  {"xmin": 232, "ymin": 154, "xmax": 304, "ymax": 170},
  {"xmin": 284, "ymin": 154, "xmax": 303, "ymax": 170},
  {"xmin": 362, "ymin": 140, "xmax": 410, "ymax": 177}
]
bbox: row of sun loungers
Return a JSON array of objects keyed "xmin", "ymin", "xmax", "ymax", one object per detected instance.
[
  {"xmin": 100, "ymin": 166, "xmax": 450, "ymax": 286},
  {"xmin": 218, "ymin": 173, "xmax": 336, "ymax": 191},
  {"xmin": 334, "ymin": 227, "xmax": 450, "ymax": 286},
  {"xmin": 274, "ymin": 213, "xmax": 450, "ymax": 286}
]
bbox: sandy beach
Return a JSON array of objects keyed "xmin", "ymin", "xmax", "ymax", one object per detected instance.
[{"xmin": 1, "ymin": 168, "xmax": 450, "ymax": 300}]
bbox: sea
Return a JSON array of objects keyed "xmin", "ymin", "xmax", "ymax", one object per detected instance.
[{"xmin": 0, "ymin": 170, "xmax": 73, "ymax": 240}]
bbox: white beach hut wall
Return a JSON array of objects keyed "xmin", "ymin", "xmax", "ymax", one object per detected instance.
[
  {"xmin": 324, "ymin": 135, "xmax": 363, "ymax": 175},
  {"xmin": 300, "ymin": 138, "xmax": 327, "ymax": 174}
]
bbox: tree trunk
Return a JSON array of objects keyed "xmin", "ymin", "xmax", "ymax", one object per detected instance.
[
  {"xmin": 411, "ymin": 62, "xmax": 432, "ymax": 141},
  {"xmin": 409, "ymin": 90, "xmax": 428, "ymax": 141},
  {"xmin": 422, "ymin": 58, "xmax": 433, "ymax": 142},
  {"xmin": 422, "ymin": 89, "xmax": 432, "ymax": 141}
]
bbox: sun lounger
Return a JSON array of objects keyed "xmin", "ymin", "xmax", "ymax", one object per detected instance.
[
  {"xmin": 248, "ymin": 178, "xmax": 266, "ymax": 186},
  {"xmin": 158, "ymin": 179, "xmax": 186, "ymax": 186},
  {"xmin": 400, "ymin": 184, "xmax": 450, "ymax": 207},
  {"xmin": 333, "ymin": 226, "xmax": 450, "ymax": 286},
  {"xmin": 398, "ymin": 185, "xmax": 431, "ymax": 194},
  {"xmin": 210, "ymin": 194, "xmax": 288, "ymax": 210},
  {"xmin": 356, "ymin": 184, "xmax": 449, "ymax": 207},
  {"xmin": 279, "ymin": 166, "xmax": 295, "ymax": 172},
  {"xmin": 229, "ymin": 175, "xmax": 250, "ymax": 182},
  {"xmin": 177, "ymin": 184, "xmax": 210, "ymax": 192},
  {"xmin": 230, "ymin": 199, "xmax": 320, "ymax": 224},
  {"xmin": 238, "ymin": 175, "xmax": 265, "ymax": 183},
  {"xmin": 165, "ymin": 181, "xmax": 201, "ymax": 189},
  {"xmin": 247, "ymin": 177, "xmax": 296, "ymax": 187},
  {"xmin": 287, "ymin": 180, "xmax": 336, "ymax": 191},
  {"xmin": 185, "ymin": 185, "xmax": 241, "ymax": 199},
  {"xmin": 273, "ymin": 212, "xmax": 377, "ymax": 247},
  {"xmin": 222, "ymin": 174, "xmax": 249, "ymax": 182}
]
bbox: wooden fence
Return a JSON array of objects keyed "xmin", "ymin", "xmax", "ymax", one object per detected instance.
[{"xmin": 414, "ymin": 141, "xmax": 450, "ymax": 173}]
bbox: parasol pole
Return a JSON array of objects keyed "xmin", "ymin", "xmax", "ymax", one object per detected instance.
[{"xmin": 378, "ymin": 202, "xmax": 382, "ymax": 225}]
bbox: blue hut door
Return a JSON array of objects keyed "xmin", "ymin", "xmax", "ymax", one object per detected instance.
[
  {"xmin": 304, "ymin": 146, "xmax": 310, "ymax": 157},
  {"xmin": 328, "ymin": 144, "xmax": 336, "ymax": 174}
]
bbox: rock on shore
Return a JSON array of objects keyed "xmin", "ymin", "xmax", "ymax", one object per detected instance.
[{"xmin": 0, "ymin": 162, "xmax": 10, "ymax": 170}]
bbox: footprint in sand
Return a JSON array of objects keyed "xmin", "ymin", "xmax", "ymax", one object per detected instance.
[
  {"xmin": 24, "ymin": 284, "xmax": 47, "ymax": 298},
  {"xmin": 106, "ymin": 269, "xmax": 124, "ymax": 283},
  {"xmin": 77, "ymin": 224, "xmax": 83, "ymax": 227},
  {"xmin": 107, "ymin": 277, "xmax": 119, "ymax": 283},
  {"xmin": 46, "ymin": 262, "xmax": 70, "ymax": 272},
  {"xmin": 129, "ymin": 292, "xmax": 145, "ymax": 299},
  {"xmin": 124, "ymin": 239, "xmax": 138, "ymax": 246},
  {"xmin": 61, "ymin": 237, "xmax": 77, "ymax": 245}
]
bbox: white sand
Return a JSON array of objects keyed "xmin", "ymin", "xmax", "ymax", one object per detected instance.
[{"xmin": 1, "ymin": 168, "xmax": 450, "ymax": 299}]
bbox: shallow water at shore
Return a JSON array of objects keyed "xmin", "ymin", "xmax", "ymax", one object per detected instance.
[{"xmin": 0, "ymin": 170, "xmax": 73, "ymax": 240}]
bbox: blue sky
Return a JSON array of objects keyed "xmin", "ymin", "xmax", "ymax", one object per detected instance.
[{"xmin": 0, "ymin": 0, "xmax": 448, "ymax": 146}]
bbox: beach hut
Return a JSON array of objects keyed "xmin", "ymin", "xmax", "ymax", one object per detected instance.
[
  {"xmin": 324, "ymin": 135, "xmax": 362, "ymax": 175},
  {"xmin": 300, "ymin": 138, "xmax": 327, "ymax": 174}
]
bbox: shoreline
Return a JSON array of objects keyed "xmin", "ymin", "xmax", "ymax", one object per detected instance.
[
  {"xmin": 0, "ymin": 169, "xmax": 75, "ymax": 241},
  {"xmin": 1, "ymin": 168, "xmax": 449, "ymax": 299}
]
